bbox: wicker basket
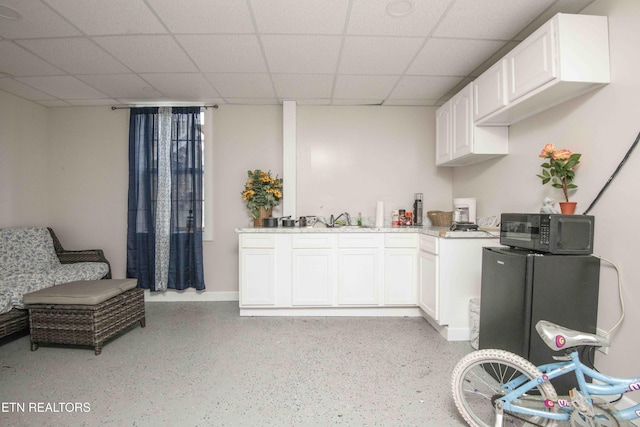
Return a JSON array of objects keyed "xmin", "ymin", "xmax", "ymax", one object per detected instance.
[
  {"xmin": 427, "ymin": 210, "xmax": 453, "ymax": 227},
  {"xmin": 253, "ymin": 206, "xmax": 273, "ymax": 227}
]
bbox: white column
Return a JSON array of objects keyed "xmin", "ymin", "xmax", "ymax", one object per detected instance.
[{"xmin": 283, "ymin": 101, "xmax": 296, "ymax": 219}]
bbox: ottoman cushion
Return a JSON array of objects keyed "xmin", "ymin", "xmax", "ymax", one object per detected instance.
[{"xmin": 23, "ymin": 279, "xmax": 137, "ymax": 306}]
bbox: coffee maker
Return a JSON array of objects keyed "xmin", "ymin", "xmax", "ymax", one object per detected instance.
[
  {"xmin": 451, "ymin": 198, "xmax": 478, "ymax": 231},
  {"xmin": 413, "ymin": 193, "xmax": 423, "ymax": 226}
]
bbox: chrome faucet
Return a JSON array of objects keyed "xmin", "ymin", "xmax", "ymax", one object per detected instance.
[{"xmin": 331, "ymin": 212, "xmax": 351, "ymax": 227}]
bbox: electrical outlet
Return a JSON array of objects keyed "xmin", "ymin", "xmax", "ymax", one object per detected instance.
[{"xmin": 596, "ymin": 328, "xmax": 609, "ymax": 355}]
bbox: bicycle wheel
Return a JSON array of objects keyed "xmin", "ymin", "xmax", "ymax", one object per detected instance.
[{"xmin": 452, "ymin": 349, "xmax": 561, "ymax": 427}]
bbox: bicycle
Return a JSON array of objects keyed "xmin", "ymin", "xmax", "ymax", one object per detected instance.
[{"xmin": 451, "ymin": 320, "xmax": 640, "ymax": 426}]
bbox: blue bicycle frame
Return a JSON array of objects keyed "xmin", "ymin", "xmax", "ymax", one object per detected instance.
[{"xmin": 497, "ymin": 350, "xmax": 640, "ymax": 422}]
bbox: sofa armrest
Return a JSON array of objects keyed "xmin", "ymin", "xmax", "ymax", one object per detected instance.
[{"xmin": 48, "ymin": 228, "xmax": 112, "ymax": 279}]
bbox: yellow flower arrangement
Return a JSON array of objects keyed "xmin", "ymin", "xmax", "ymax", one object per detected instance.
[{"xmin": 242, "ymin": 170, "xmax": 283, "ymax": 218}]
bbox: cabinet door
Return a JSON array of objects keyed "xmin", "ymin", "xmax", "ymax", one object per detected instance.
[
  {"xmin": 506, "ymin": 21, "xmax": 556, "ymax": 103},
  {"xmin": 435, "ymin": 103, "xmax": 452, "ymax": 165},
  {"xmin": 419, "ymin": 250, "xmax": 439, "ymax": 321},
  {"xmin": 451, "ymin": 83, "xmax": 473, "ymax": 159},
  {"xmin": 338, "ymin": 249, "xmax": 380, "ymax": 305},
  {"xmin": 240, "ymin": 248, "xmax": 275, "ymax": 306},
  {"xmin": 474, "ymin": 61, "xmax": 507, "ymax": 121},
  {"xmin": 384, "ymin": 249, "xmax": 418, "ymax": 305},
  {"xmin": 292, "ymin": 249, "xmax": 334, "ymax": 306}
]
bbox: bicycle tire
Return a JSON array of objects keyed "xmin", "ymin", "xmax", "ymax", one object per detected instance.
[{"xmin": 451, "ymin": 349, "xmax": 561, "ymax": 427}]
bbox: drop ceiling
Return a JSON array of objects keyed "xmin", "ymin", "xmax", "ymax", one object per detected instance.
[{"xmin": 0, "ymin": 0, "xmax": 594, "ymax": 108}]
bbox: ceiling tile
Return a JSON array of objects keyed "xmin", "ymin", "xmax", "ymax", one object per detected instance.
[
  {"xmin": 225, "ymin": 98, "xmax": 278, "ymax": 105},
  {"xmin": 139, "ymin": 73, "xmax": 220, "ymax": 99},
  {"xmin": 348, "ymin": 0, "xmax": 452, "ymax": 36},
  {"xmin": 66, "ymin": 99, "xmax": 118, "ymax": 106},
  {"xmin": 251, "ymin": 0, "xmax": 349, "ymax": 34},
  {"xmin": 44, "ymin": 0, "xmax": 165, "ymax": 35},
  {"xmin": 204, "ymin": 73, "xmax": 274, "ymax": 98},
  {"xmin": 339, "ymin": 36, "xmax": 424, "ymax": 75},
  {"xmin": 15, "ymin": 76, "xmax": 109, "ymax": 99},
  {"xmin": 35, "ymin": 99, "xmax": 73, "ymax": 107},
  {"xmin": 408, "ymin": 38, "xmax": 506, "ymax": 76},
  {"xmin": 0, "ymin": 77, "xmax": 55, "ymax": 100},
  {"xmin": 262, "ymin": 35, "xmax": 342, "ymax": 74},
  {"xmin": 0, "ymin": 0, "xmax": 81, "ymax": 39},
  {"xmin": 94, "ymin": 36, "xmax": 198, "ymax": 73},
  {"xmin": 16, "ymin": 38, "xmax": 130, "ymax": 74},
  {"xmin": 389, "ymin": 75, "xmax": 463, "ymax": 100},
  {"xmin": 331, "ymin": 98, "xmax": 383, "ymax": 105},
  {"xmin": 433, "ymin": 0, "xmax": 556, "ymax": 39},
  {"xmin": 0, "ymin": 41, "xmax": 64, "ymax": 76},
  {"xmin": 333, "ymin": 75, "xmax": 399, "ymax": 99},
  {"xmin": 147, "ymin": 0, "xmax": 253, "ymax": 33},
  {"xmin": 76, "ymin": 74, "xmax": 162, "ymax": 98},
  {"xmin": 176, "ymin": 35, "xmax": 267, "ymax": 73},
  {"xmin": 272, "ymin": 74, "xmax": 334, "ymax": 99}
]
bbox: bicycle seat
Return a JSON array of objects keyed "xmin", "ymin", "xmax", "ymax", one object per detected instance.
[{"xmin": 536, "ymin": 320, "xmax": 610, "ymax": 351}]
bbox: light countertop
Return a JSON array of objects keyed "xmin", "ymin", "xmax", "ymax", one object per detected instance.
[{"xmin": 235, "ymin": 225, "xmax": 499, "ymax": 239}]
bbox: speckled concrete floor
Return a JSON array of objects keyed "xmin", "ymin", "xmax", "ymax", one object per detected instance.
[{"xmin": 0, "ymin": 302, "xmax": 471, "ymax": 426}]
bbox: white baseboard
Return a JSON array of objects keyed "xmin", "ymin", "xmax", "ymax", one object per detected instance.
[
  {"xmin": 144, "ymin": 289, "xmax": 239, "ymax": 302},
  {"xmin": 420, "ymin": 312, "xmax": 471, "ymax": 342}
]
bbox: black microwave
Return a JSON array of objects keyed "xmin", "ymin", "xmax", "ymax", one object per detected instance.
[{"xmin": 499, "ymin": 213, "xmax": 595, "ymax": 254}]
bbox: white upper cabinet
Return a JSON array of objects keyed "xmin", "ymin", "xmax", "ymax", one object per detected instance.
[
  {"xmin": 473, "ymin": 60, "xmax": 508, "ymax": 121},
  {"xmin": 476, "ymin": 13, "xmax": 610, "ymax": 126},
  {"xmin": 436, "ymin": 82, "xmax": 509, "ymax": 167}
]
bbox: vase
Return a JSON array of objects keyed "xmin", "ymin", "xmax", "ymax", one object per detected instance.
[
  {"xmin": 253, "ymin": 206, "xmax": 272, "ymax": 227},
  {"xmin": 559, "ymin": 201, "xmax": 577, "ymax": 214}
]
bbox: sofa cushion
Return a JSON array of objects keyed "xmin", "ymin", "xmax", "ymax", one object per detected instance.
[
  {"xmin": 0, "ymin": 273, "xmax": 55, "ymax": 310},
  {"xmin": 51, "ymin": 262, "xmax": 110, "ymax": 285},
  {"xmin": 0, "ymin": 227, "xmax": 59, "ymax": 277}
]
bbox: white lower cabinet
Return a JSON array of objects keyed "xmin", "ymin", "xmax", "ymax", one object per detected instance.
[
  {"xmin": 239, "ymin": 234, "xmax": 276, "ymax": 306},
  {"xmin": 292, "ymin": 249, "xmax": 335, "ymax": 305},
  {"xmin": 338, "ymin": 248, "xmax": 380, "ymax": 305},
  {"xmin": 419, "ymin": 234, "xmax": 500, "ymax": 341},
  {"xmin": 384, "ymin": 234, "xmax": 419, "ymax": 305}
]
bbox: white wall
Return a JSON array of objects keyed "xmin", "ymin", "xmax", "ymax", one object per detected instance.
[
  {"xmin": 454, "ymin": 0, "xmax": 640, "ymax": 377},
  {"xmin": 297, "ymin": 106, "xmax": 452, "ymax": 223},
  {"xmin": 0, "ymin": 91, "xmax": 50, "ymax": 227}
]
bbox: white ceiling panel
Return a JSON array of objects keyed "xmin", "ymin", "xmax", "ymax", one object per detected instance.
[
  {"xmin": 147, "ymin": 0, "xmax": 254, "ymax": 33},
  {"xmin": 272, "ymin": 74, "xmax": 334, "ymax": 99},
  {"xmin": 16, "ymin": 38, "xmax": 130, "ymax": 74},
  {"xmin": 140, "ymin": 73, "xmax": 220, "ymax": 99},
  {"xmin": 0, "ymin": 0, "xmax": 80, "ymax": 39},
  {"xmin": 389, "ymin": 75, "xmax": 464, "ymax": 100},
  {"xmin": 0, "ymin": 77, "xmax": 55, "ymax": 100},
  {"xmin": 204, "ymin": 73, "xmax": 274, "ymax": 98},
  {"xmin": 251, "ymin": 0, "xmax": 349, "ymax": 34},
  {"xmin": 339, "ymin": 37, "xmax": 424, "ymax": 75},
  {"xmin": 262, "ymin": 35, "xmax": 342, "ymax": 74},
  {"xmin": 15, "ymin": 75, "xmax": 109, "ymax": 99},
  {"xmin": 333, "ymin": 75, "xmax": 399, "ymax": 99},
  {"xmin": 347, "ymin": 0, "xmax": 452, "ymax": 36},
  {"xmin": 94, "ymin": 36, "xmax": 198, "ymax": 73},
  {"xmin": 434, "ymin": 0, "xmax": 557, "ymax": 40},
  {"xmin": 0, "ymin": 41, "xmax": 63, "ymax": 76},
  {"xmin": 0, "ymin": 0, "xmax": 595, "ymax": 107},
  {"xmin": 177, "ymin": 35, "xmax": 266, "ymax": 73},
  {"xmin": 408, "ymin": 38, "xmax": 506, "ymax": 76},
  {"xmin": 76, "ymin": 74, "xmax": 163, "ymax": 98},
  {"xmin": 43, "ymin": 0, "xmax": 165, "ymax": 35}
]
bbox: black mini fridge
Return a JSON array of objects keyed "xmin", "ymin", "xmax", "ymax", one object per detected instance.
[{"xmin": 479, "ymin": 247, "xmax": 600, "ymax": 394}]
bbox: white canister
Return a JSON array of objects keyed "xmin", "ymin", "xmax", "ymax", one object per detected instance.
[{"xmin": 453, "ymin": 198, "xmax": 477, "ymax": 224}]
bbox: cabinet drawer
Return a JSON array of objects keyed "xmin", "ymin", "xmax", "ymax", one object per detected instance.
[
  {"xmin": 420, "ymin": 235, "xmax": 438, "ymax": 254},
  {"xmin": 292, "ymin": 234, "xmax": 334, "ymax": 249},
  {"xmin": 241, "ymin": 234, "xmax": 275, "ymax": 248},
  {"xmin": 385, "ymin": 233, "xmax": 419, "ymax": 248},
  {"xmin": 339, "ymin": 233, "xmax": 382, "ymax": 248}
]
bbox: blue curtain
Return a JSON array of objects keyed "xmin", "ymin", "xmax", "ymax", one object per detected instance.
[{"xmin": 127, "ymin": 107, "xmax": 206, "ymax": 291}]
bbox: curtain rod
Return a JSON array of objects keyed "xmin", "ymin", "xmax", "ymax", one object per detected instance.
[{"xmin": 111, "ymin": 104, "xmax": 219, "ymax": 110}]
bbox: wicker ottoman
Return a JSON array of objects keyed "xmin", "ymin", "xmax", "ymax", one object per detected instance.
[{"xmin": 23, "ymin": 279, "xmax": 145, "ymax": 355}]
